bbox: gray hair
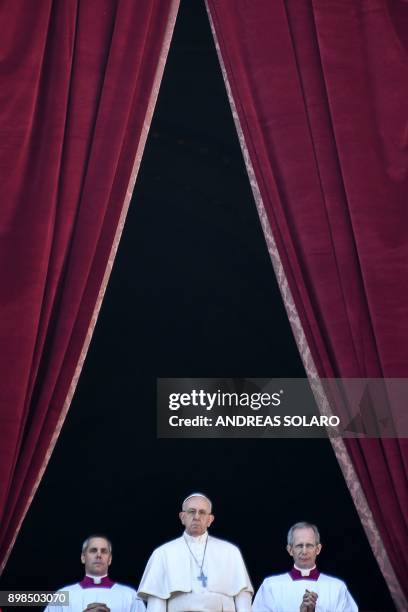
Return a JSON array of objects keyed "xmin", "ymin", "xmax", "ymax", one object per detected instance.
[
  {"xmin": 182, "ymin": 492, "xmax": 213, "ymax": 513},
  {"xmin": 82, "ymin": 534, "xmax": 112, "ymax": 554},
  {"xmin": 287, "ymin": 522, "xmax": 320, "ymax": 546}
]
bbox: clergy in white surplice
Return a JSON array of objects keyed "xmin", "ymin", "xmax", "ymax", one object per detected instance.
[
  {"xmin": 137, "ymin": 492, "xmax": 253, "ymax": 611},
  {"xmin": 45, "ymin": 534, "xmax": 145, "ymax": 612},
  {"xmin": 253, "ymin": 522, "xmax": 358, "ymax": 612}
]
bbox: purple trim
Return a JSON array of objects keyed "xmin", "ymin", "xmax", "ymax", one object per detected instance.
[
  {"xmin": 79, "ymin": 576, "xmax": 115, "ymax": 589},
  {"xmin": 289, "ymin": 567, "xmax": 320, "ymax": 581}
]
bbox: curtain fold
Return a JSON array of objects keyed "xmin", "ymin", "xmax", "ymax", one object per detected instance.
[
  {"xmin": 206, "ymin": 0, "xmax": 408, "ymax": 608},
  {"xmin": 0, "ymin": 0, "xmax": 179, "ymax": 572}
]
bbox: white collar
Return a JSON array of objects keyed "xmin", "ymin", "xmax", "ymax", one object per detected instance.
[
  {"xmin": 86, "ymin": 574, "xmax": 108, "ymax": 584},
  {"xmin": 183, "ymin": 530, "xmax": 208, "ymax": 544},
  {"xmin": 294, "ymin": 564, "xmax": 316, "ymax": 577}
]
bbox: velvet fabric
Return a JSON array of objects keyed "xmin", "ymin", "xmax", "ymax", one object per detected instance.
[
  {"xmin": 206, "ymin": 0, "xmax": 408, "ymax": 607},
  {"xmin": 0, "ymin": 0, "xmax": 179, "ymax": 572}
]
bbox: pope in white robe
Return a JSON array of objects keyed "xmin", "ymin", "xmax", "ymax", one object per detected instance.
[
  {"xmin": 137, "ymin": 493, "xmax": 253, "ymax": 611},
  {"xmin": 252, "ymin": 522, "xmax": 358, "ymax": 612}
]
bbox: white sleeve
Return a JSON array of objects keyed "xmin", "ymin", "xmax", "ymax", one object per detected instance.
[
  {"xmin": 234, "ymin": 589, "xmax": 252, "ymax": 611},
  {"xmin": 337, "ymin": 583, "xmax": 359, "ymax": 612},
  {"xmin": 252, "ymin": 582, "xmax": 274, "ymax": 612},
  {"xmin": 146, "ymin": 596, "xmax": 166, "ymax": 611}
]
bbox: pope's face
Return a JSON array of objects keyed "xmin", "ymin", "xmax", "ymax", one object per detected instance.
[
  {"xmin": 286, "ymin": 527, "xmax": 322, "ymax": 569},
  {"xmin": 81, "ymin": 537, "xmax": 112, "ymax": 576},
  {"xmin": 179, "ymin": 496, "xmax": 214, "ymax": 536}
]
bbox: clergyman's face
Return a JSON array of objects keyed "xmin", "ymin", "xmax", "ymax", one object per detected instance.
[
  {"xmin": 179, "ymin": 496, "xmax": 214, "ymax": 536},
  {"xmin": 81, "ymin": 537, "xmax": 112, "ymax": 576},
  {"xmin": 286, "ymin": 527, "xmax": 322, "ymax": 569}
]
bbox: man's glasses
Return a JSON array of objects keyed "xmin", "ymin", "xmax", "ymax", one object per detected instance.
[{"xmin": 184, "ymin": 509, "xmax": 211, "ymax": 517}]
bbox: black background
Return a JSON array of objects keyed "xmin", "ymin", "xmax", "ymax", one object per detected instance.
[{"xmin": 1, "ymin": 2, "xmax": 396, "ymax": 611}]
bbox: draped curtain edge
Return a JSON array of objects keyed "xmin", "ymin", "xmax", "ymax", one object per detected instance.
[
  {"xmin": 0, "ymin": 0, "xmax": 181, "ymax": 575},
  {"xmin": 204, "ymin": 3, "xmax": 405, "ymax": 610}
]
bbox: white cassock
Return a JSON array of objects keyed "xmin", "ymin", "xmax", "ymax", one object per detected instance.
[
  {"xmin": 45, "ymin": 577, "xmax": 146, "ymax": 612},
  {"xmin": 137, "ymin": 532, "xmax": 253, "ymax": 611},
  {"xmin": 253, "ymin": 572, "xmax": 358, "ymax": 612}
]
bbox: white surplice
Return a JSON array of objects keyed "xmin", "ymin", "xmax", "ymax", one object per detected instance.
[
  {"xmin": 45, "ymin": 581, "xmax": 145, "ymax": 612},
  {"xmin": 253, "ymin": 572, "xmax": 358, "ymax": 612}
]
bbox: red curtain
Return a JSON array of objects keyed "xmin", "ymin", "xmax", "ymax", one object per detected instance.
[
  {"xmin": 0, "ymin": 0, "xmax": 179, "ymax": 572},
  {"xmin": 206, "ymin": 0, "xmax": 408, "ymax": 608}
]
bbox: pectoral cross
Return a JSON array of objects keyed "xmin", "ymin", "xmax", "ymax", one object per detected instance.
[{"xmin": 197, "ymin": 569, "xmax": 208, "ymax": 587}]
